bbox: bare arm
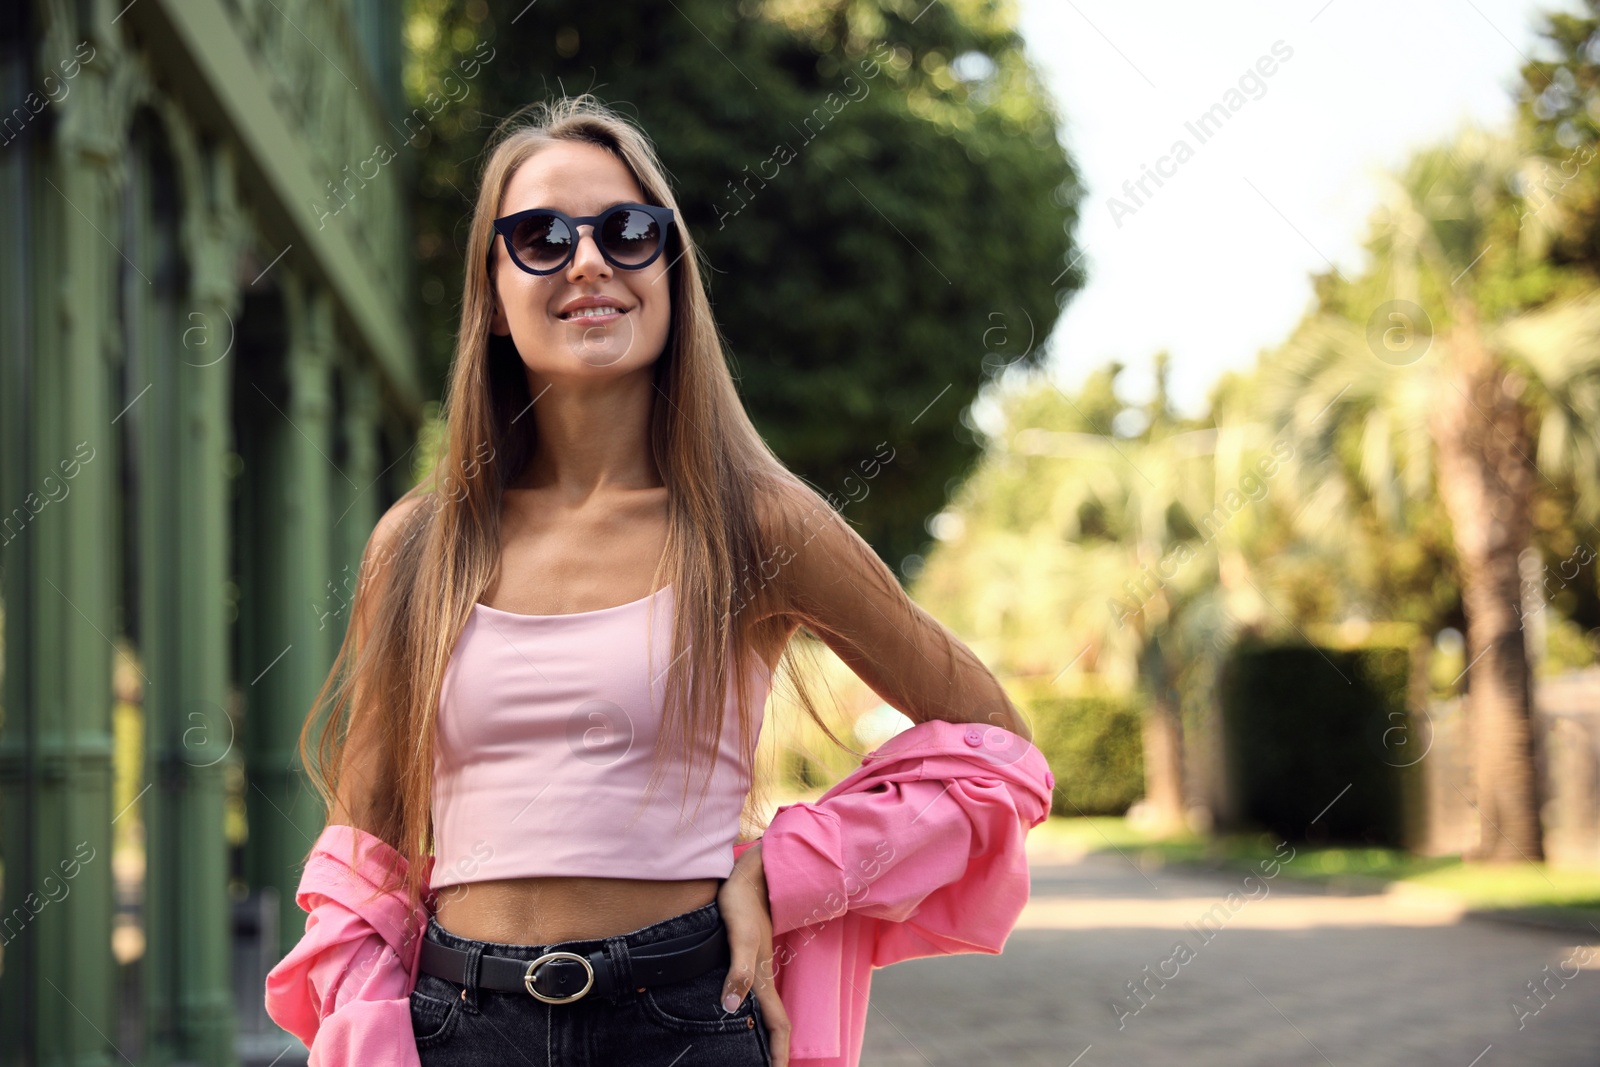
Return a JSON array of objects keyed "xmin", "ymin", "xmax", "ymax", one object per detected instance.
[
  {"xmin": 327, "ymin": 493, "xmax": 431, "ymax": 833},
  {"xmin": 761, "ymin": 478, "xmax": 1032, "ymax": 742}
]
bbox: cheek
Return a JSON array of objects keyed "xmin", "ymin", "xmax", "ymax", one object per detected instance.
[
  {"xmin": 651, "ymin": 293, "xmax": 672, "ymax": 331},
  {"xmin": 502, "ymin": 280, "xmax": 554, "ymax": 326},
  {"xmin": 646, "ymin": 298, "xmax": 672, "ymax": 350},
  {"xmin": 627, "ymin": 275, "xmax": 670, "ymax": 337}
]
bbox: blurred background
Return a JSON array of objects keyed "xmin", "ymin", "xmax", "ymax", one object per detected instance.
[{"xmin": 5, "ymin": 0, "xmax": 1600, "ymax": 1063}]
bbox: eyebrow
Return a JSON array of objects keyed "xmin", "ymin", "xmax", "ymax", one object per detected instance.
[{"xmin": 520, "ymin": 199, "xmax": 635, "ymax": 216}]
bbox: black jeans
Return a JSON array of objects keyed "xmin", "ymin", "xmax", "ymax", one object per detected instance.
[{"xmin": 410, "ymin": 899, "xmax": 774, "ymax": 1066}]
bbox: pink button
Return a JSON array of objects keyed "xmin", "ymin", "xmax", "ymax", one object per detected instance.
[
  {"xmin": 963, "ymin": 726, "xmax": 983, "ymax": 747},
  {"xmin": 1045, "ymin": 769, "xmax": 1055, "ymax": 789}
]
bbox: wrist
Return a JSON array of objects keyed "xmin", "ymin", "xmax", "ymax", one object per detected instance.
[{"xmin": 740, "ymin": 841, "xmax": 769, "ymax": 895}]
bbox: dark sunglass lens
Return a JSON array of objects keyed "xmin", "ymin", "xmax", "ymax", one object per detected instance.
[
  {"xmin": 600, "ymin": 208, "xmax": 661, "ymax": 265},
  {"xmin": 512, "ymin": 213, "xmax": 572, "ymax": 270}
]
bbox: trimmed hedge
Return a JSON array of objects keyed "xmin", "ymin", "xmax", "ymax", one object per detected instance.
[
  {"xmin": 1021, "ymin": 691, "xmax": 1145, "ymax": 816},
  {"xmin": 1220, "ymin": 641, "xmax": 1411, "ymax": 847}
]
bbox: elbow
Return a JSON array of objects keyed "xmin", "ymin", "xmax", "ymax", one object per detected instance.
[
  {"xmin": 922, "ymin": 694, "xmax": 1032, "ymax": 743},
  {"xmin": 967, "ymin": 682, "xmax": 1030, "ymax": 743},
  {"xmin": 992, "ymin": 691, "xmax": 1033, "ymax": 743}
]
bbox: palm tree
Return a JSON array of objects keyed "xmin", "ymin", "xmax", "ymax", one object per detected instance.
[
  {"xmin": 1263, "ymin": 122, "xmax": 1600, "ymax": 861},
  {"xmin": 945, "ymin": 357, "xmax": 1279, "ymax": 833}
]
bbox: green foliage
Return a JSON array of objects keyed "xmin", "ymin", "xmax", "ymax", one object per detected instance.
[
  {"xmin": 1255, "ymin": 116, "xmax": 1600, "ymax": 649},
  {"xmin": 1544, "ymin": 612, "xmax": 1600, "ymax": 674},
  {"xmin": 1220, "ymin": 641, "xmax": 1412, "ymax": 847},
  {"xmin": 1019, "ymin": 688, "xmax": 1144, "ymax": 816},
  {"xmin": 403, "ymin": 0, "xmax": 1085, "ymax": 569},
  {"xmin": 1052, "ymin": 817, "xmax": 1600, "ymax": 919},
  {"xmin": 1517, "ymin": 0, "xmax": 1600, "ymax": 284},
  {"xmin": 914, "ymin": 360, "xmax": 1280, "ymax": 696},
  {"xmin": 1334, "ymin": 490, "xmax": 1459, "ymax": 633},
  {"xmin": 410, "ymin": 399, "xmax": 450, "ymax": 488}
]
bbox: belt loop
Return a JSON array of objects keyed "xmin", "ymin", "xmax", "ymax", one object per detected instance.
[
  {"xmin": 606, "ymin": 935, "xmax": 634, "ymax": 998},
  {"xmin": 461, "ymin": 941, "xmax": 486, "ymax": 1013}
]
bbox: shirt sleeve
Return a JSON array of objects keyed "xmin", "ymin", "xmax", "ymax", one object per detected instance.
[
  {"xmin": 264, "ymin": 825, "xmax": 431, "ymax": 1067},
  {"xmin": 758, "ymin": 731, "xmax": 1050, "ymax": 967}
]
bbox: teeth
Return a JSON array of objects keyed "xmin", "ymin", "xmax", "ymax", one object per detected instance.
[{"xmin": 564, "ymin": 305, "xmax": 622, "ymax": 319}]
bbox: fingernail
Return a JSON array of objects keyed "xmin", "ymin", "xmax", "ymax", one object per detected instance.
[{"xmin": 723, "ymin": 991, "xmax": 742, "ymax": 1013}]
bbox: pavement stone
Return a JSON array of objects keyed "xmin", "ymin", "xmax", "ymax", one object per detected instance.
[{"xmin": 857, "ymin": 843, "xmax": 1600, "ymax": 1066}]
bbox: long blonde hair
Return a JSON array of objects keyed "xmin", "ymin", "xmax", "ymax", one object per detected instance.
[{"xmin": 299, "ymin": 95, "xmax": 857, "ymax": 911}]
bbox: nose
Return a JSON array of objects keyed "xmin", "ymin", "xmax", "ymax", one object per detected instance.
[{"xmin": 565, "ymin": 224, "xmax": 611, "ymax": 281}]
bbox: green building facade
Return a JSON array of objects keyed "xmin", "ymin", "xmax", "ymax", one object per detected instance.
[{"xmin": 0, "ymin": 1, "xmax": 423, "ymax": 1063}]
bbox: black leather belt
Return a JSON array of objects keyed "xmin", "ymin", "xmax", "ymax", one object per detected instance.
[{"xmin": 418, "ymin": 918, "xmax": 731, "ymax": 1004}]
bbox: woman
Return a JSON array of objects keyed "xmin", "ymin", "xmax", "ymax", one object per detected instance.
[{"xmin": 303, "ymin": 94, "xmax": 1032, "ymax": 1067}]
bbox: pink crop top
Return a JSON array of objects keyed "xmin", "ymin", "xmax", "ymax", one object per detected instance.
[{"xmin": 429, "ymin": 583, "xmax": 773, "ymax": 890}]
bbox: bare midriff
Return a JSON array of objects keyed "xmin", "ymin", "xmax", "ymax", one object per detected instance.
[{"xmin": 433, "ymin": 875, "xmax": 723, "ymax": 945}]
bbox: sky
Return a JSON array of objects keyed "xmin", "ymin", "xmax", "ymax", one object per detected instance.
[{"xmin": 991, "ymin": 0, "xmax": 1587, "ymax": 424}]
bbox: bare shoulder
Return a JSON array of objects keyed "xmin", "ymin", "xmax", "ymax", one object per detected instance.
[
  {"xmin": 753, "ymin": 473, "xmax": 828, "ymax": 536},
  {"xmin": 751, "ymin": 471, "xmax": 1033, "ymax": 740},
  {"xmin": 750, "ymin": 473, "xmax": 902, "ymax": 638},
  {"xmin": 368, "ymin": 491, "xmax": 435, "ymax": 561},
  {"xmin": 752, "ymin": 473, "xmax": 852, "ymax": 559},
  {"xmin": 353, "ymin": 491, "xmax": 436, "ymax": 636}
]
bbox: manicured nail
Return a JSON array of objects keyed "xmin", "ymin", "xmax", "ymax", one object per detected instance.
[{"xmin": 723, "ymin": 991, "xmax": 743, "ymax": 1012}]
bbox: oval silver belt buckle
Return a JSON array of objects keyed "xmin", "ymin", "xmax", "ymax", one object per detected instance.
[{"xmin": 524, "ymin": 951, "xmax": 596, "ymax": 1003}]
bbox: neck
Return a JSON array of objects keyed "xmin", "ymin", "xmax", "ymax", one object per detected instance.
[{"xmin": 511, "ymin": 367, "xmax": 663, "ymax": 500}]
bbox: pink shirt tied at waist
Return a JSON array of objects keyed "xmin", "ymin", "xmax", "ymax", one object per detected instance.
[{"xmin": 264, "ymin": 717, "xmax": 1056, "ymax": 1067}]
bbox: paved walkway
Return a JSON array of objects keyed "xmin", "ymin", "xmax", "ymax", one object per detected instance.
[{"xmin": 858, "ymin": 834, "xmax": 1600, "ymax": 1066}]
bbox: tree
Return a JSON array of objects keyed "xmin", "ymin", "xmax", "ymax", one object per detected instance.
[
  {"xmin": 1515, "ymin": 0, "xmax": 1600, "ymax": 280},
  {"xmin": 917, "ymin": 357, "xmax": 1273, "ymax": 833},
  {"xmin": 402, "ymin": 0, "xmax": 1087, "ymax": 567},
  {"xmin": 1261, "ymin": 122, "xmax": 1600, "ymax": 861}
]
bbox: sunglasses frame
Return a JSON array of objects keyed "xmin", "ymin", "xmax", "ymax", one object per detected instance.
[{"xmin": 488, "ymin": 202, "xmax": 677, "ymax": 276}]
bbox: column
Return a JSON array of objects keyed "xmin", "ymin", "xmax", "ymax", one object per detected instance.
[{"xmin": 243, "ymin": 272, "xmax": 338, "ymax": 959}]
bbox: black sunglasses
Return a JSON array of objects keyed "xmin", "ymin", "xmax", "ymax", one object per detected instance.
[{"xmin": 488, "ymin": 202, "xmax": 677, "ymax": 276}]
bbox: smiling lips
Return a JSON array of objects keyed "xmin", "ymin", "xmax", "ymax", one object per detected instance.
[
  {"xmin": 560, "ymin": 306, "xmax": 626, "ymax": 323},
  {"xmin": 557, "ymin": 296, "xmax": 629, "ymax": 323}
]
